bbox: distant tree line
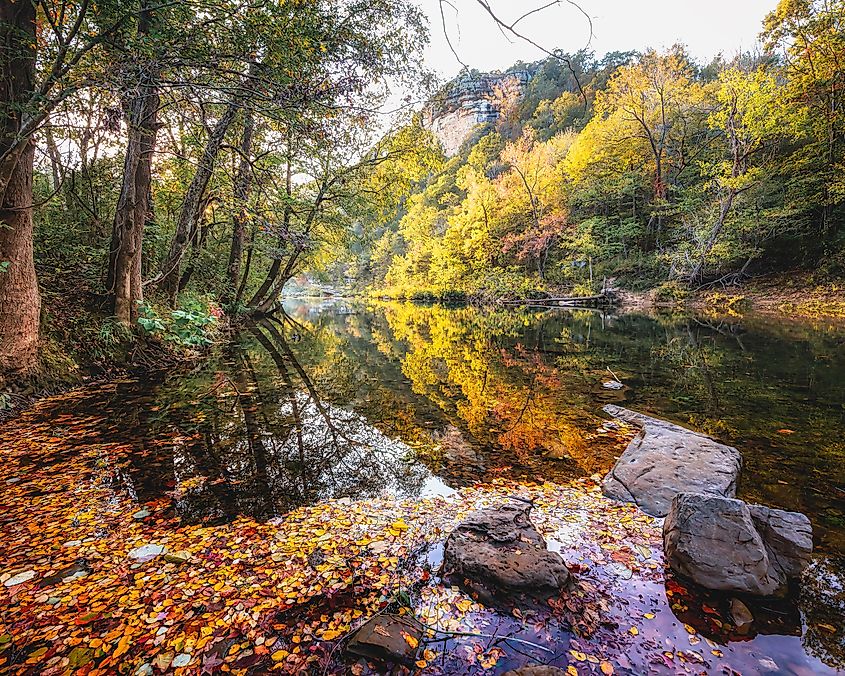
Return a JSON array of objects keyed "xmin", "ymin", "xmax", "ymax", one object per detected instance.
[{"xmin": 336, "ymin": 1, "xmax": 844, "ymax": 301}]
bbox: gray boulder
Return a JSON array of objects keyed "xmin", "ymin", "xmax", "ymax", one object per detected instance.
[
  {"xmin": 601, "ymin": 405, "xmax": 742, "ymax": 517},
  {"xmin": 442, "ymin": 502, "xmax": 569, "ymax": 605},
  {"xmin": 663, "ymin": 493, "xmax": 812, "ymax": 597},
  {"xmin": 748, "ymin": 504, "xmax": 813, "ymax": 580}
]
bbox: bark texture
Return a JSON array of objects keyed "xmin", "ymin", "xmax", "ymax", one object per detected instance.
[
  {"xmin": 157, "ymin": 101, "xmax": 239, "ymax": 300},
  {"xmin": 107, "ymin": 78, "xmax": 159, "ymax": 325},
  {"xmin": 106, "ymin": 3, "xmax": 159, "ymax": 326},
  {"xmin": 225, "ymin": 110, "xmax": 255, "ymax": 306},
  {"xmin": 0, "ymin": 0, "xmax": 41, "ymax": 382}
]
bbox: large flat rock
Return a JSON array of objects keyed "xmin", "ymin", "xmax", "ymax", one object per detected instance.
[{"xmin": 601, "ymin": 405, "xmax": 742, "ymax": 517}]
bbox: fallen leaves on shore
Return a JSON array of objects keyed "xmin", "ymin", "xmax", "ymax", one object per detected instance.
[{"xmin": 0, "ymin": 386, "xmax": 831, "ymax": 675}]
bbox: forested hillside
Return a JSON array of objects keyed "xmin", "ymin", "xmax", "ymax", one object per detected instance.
[{"xmin": 337, "ymin": 2, "xmax": 844, "ymax": 301}]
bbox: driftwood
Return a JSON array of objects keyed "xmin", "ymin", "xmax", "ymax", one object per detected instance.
[{"xmin": 499, "ymin": 293, "xmax": 611, "ymax": 307}]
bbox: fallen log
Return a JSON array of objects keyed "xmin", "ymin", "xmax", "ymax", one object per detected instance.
[{"xmin": 499, "ymin": 293, "xmax": 611, "ymax": 307}]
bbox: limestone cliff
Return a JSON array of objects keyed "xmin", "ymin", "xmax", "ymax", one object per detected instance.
[{"xmin": 423, "ymin": 69, "xmax": 535, "ymax": 156}]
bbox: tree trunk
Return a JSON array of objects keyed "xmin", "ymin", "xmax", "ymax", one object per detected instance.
[
  {"xmin": 0, "ymin": 0, "xmax": 40, "ymax": 382},
  {"xmin": 691, "ymin": 189, "xmax": 736, "ymax": 283},
  {"xmin": 225, "ymin": 110, "xmax": 255, "ymax": 306},
  {"xmin": 157, "ymin": 100, "xmax": 239, "ymax": 301},
  {"xmin": 107, "ymin": 2, "xmax": 160, "ymax": 326},
  {"xmin": 248, "ymin": 151, "xmax": 292, "ymax": 309}
]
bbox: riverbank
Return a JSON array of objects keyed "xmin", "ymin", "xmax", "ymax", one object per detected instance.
[
  {"xmin": 609, "ymin": 273, "xmax": 845, "ymax": 322},
  {"xmin": 0, "ymin": 272, "xmax": 221, "ymax": 421}
]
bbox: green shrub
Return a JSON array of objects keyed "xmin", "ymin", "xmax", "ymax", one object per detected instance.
[
  {"xmin": 654, "ymin": 281, "xmax": 689, "ymax": 303},
  {"xmin": 137, "ymin": 298, "xmax": 218, "ymax": 349}
]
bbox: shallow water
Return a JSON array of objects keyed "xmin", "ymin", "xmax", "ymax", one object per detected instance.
[{"xmin": 4, "ymin": 299, "xmax": 845, "ymax": 673}]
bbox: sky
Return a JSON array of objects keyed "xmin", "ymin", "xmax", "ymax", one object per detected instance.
[{"xmin": 419, "ymin": 0, "xmax": 779, "ymax": 80}]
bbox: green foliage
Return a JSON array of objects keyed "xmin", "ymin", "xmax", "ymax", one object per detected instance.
[{"xmin": 138, "ymin": 298, "xmax": 218, "ymax": 349}]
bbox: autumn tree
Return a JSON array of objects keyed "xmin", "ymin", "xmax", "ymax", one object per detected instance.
[
  {"xmin": 595, "ymin": 48, "xmax": 711, "ymax": 245},
  {"xmin": 763, "ymin": 0, "xmax": 845, "ymax": 241}
]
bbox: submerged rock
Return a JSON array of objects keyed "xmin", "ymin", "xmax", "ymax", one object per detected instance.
[
  {"xmin": 663, "ymin": 493, "xmax": 812, "ymax": 597},
  {"xmin": 731, "ymin": 597, "xmax": 754, "ymax": 634},
  {"xmin": 441, "ymin": 502, "xmax": 570, "ymax": 606},
  {"xmin": 800, "ymin": 557, "xmax": 845, "ymax": 669},
  {"xmin": 601, "ymin": 405, "xmax": 742, "ymax": 517},
  {"xmin": 38, "ymin": 560, "xmax": 91, "ymax": 587},
  {"xmin": 346, "ymin": 614, "xmax": 422, "ymax": 667}
]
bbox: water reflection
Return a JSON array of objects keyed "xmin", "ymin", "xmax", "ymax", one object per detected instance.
[
  {"xmin": 9, "ymin": 300, "xmax": 845, "ymax": 671},
  {"xmin": 30, "ymin": 301, "xmax": 845, "ymax": 548},
  {"xmin": 151, "ymin": 320, "xmax": 431, "ymax": 523}
]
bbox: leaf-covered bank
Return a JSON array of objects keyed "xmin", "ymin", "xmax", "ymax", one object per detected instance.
[{"xmin": 0, "ymin": 386, "xmax": 836, "ymax": 675}]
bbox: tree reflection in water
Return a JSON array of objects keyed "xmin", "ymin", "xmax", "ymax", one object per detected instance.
[{"xmin": 155, "ymin": 319, "xmax": 430, "ymax": 524}]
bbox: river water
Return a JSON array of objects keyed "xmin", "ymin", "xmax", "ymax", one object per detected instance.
[{"xmin": 3, "ymin": 300, "xmax": 845, "ymax": 673}]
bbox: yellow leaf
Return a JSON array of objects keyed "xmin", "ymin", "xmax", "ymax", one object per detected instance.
[
  {"xmin": 643, "ymin": 613, "xmax": 655, "ymax": 620},
  {"xmin": 600, "ymin": 661, "xmax": 614, "ymax": 675},
  {"xmin": 321, "ymin": 630, "xmax": 342, "ymax": 641},
  {"xmin": 629, "ymin": 626, "xmax": 639, "ymax": 636},
  {"xmin": 569, "ymin": 650, "xmax": 586, "ymax": 661},
  {"xmin": 567, "ymin": 667, "xmax": 578, "ymax": 676},
  {"xmin": 402, "ymin": 632, "xmax": 419, "ymax": 649},
  {"xmin": 113, "ymin": 633, "xmax": 132, "ymax": 659},
  {"xmin": 415, "ymin": 659, "xmax": 428, "ymax": 668},
  {"xmin": 271, "ymin": 650, "xmax": 289, "ymax": 662}
]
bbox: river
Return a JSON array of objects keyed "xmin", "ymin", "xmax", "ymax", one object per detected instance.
[{"xmin": 2, "ymin": 300, "xmax": 844, "ymax": 674}]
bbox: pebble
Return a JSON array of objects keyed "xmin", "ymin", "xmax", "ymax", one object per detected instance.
[
  {"xmin": 128, "ymin": 543, "xmax": 165, "ymax": 561},
  {"xmin": 4, "ymin": 570, "xmax": 36, "ymax": 587},
  {"xmin": 730, "ymin": 597, "xmax": 754, "ymax": 634},
  {"xmin": 163, "ymin": 550, "xmax": 192, "ymax": 564},
  {"xmin": 133, "ymin": 509, "xmax": 151, "ymax": 520},
  {"xmin": 172, "ymin": 654, "xmax": 191, "ymax": 667}
]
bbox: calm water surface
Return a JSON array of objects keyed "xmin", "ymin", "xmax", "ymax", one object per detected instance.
[{"xmin": 17, "ymin": 300, "xmax": 845, "ymax": 672}]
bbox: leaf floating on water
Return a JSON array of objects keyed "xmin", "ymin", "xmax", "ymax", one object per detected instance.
[{"xmin": 401, "ymin": 631, "xmax": 419, "ymax": 649}]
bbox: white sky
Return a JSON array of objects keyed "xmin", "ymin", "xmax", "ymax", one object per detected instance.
[{"xmin": 419, "ymin": 0, "xmax": 779, "ymax": 80}]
